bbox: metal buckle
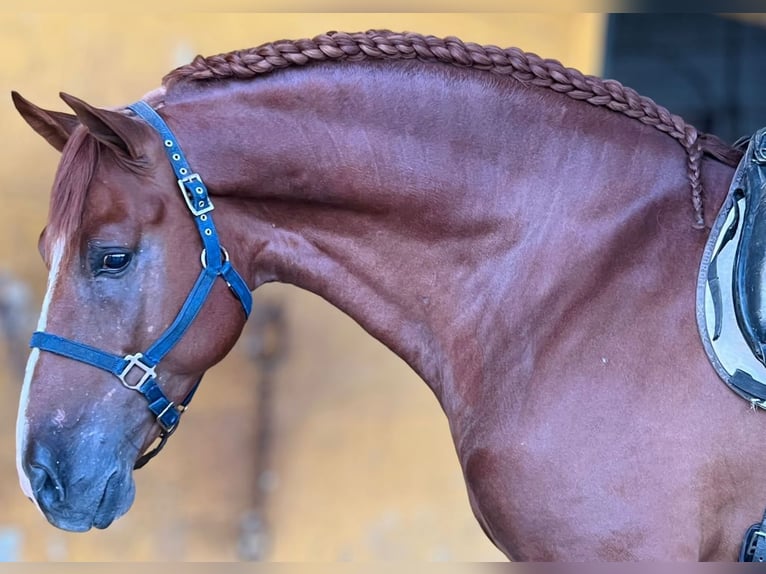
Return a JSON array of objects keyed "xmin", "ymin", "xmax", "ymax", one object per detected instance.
[
  {"xmin": 177, "ymin": 173, "xmax": 215, "ymax": 216},
  {"xmin": 155, "ymin": 402, "xmax": 183, "ymax": 433},
  {"xmin": 118, "ymin": 353, "xmax": 157, "ymax": 391}
]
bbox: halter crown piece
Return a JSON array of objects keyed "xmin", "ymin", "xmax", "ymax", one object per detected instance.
[{"xmin": 29, "ymin": 100, "xmax": 253, "ymax": 469}]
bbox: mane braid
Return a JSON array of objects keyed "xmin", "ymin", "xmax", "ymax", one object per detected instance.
[{"xmin": 163, "ymin": 30, "xmax": 743, "ymax": 229}]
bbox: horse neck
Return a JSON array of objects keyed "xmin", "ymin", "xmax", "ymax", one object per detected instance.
[{"xmin": 160, "ymin": 62, "xmax": 729, "ymax": 417}]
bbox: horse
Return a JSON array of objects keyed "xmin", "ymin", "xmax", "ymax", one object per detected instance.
[{"xmin": 11, "ymin": 30, "xmax": 758, "ymax": 561}]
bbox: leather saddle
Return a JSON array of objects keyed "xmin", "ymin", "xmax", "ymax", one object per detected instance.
[
  {"xmin": 697, "ymin": 127, "xmax": 766, "ymax": 406},
  {"xmin": 698, "ymin": 128, "xmax": 766, "ymax": 561}
]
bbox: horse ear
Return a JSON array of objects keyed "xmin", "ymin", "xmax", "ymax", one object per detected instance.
[
  {"xmin": 11, "ymin": 91, "xmax": 79, "ymax": 152},
  {"xmin": 59, "ymin": 92, "xmax": 148, "ymax": 160}
]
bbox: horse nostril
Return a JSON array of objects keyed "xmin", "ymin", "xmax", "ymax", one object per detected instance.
[{"xmin": 27, "ymin": 459, "xmax": 65, "ymax": 505}]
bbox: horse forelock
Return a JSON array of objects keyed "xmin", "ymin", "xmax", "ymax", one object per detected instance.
[
  {"xmin": 46, "ymin": 128, "xmax": 100, "ymax": 255},
  {"xmin": 160, "ymin": 29, "xmax": 743, "ymax": 227},
  {"xmin": 46, "ymin": 128, "xmax": 144, "ymax": 258}
]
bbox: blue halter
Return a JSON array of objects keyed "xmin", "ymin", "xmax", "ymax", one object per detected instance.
[{"xmin": 29, "ymin": 100, "xmax": 253, "ymax": 468}]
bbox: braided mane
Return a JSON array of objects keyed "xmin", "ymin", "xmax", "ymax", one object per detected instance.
[{"xmin": 163, "ymin": 30, "xmax": 742, "ymax": 228}]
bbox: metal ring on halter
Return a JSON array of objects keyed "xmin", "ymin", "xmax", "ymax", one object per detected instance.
[{"xmin": 200, "ymin": 246, "xmax": 230, "ymax": 269}]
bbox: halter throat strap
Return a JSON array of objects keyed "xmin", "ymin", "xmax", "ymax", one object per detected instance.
[{"xmin": 29, "ymin": 100, "xmax": 253, "ymax": 469}]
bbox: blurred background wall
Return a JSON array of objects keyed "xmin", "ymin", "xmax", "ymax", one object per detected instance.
[{"xmin": 0, "ymin": 11, "xmax": 764, "ymax": 562}]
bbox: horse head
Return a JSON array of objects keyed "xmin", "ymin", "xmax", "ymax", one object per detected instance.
[{"xmin": 12, "ymin": 92, "xmax": 250, "ymax": 531}]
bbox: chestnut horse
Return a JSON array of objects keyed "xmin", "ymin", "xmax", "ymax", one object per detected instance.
[{"xmin": 12, "ymin": 31, "xmax": 756, "ymax": 560}]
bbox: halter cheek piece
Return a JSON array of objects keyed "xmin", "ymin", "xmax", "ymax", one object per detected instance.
[{"xmin": 29, "ymin": 100, "xmax": 253, "ymax": 470}]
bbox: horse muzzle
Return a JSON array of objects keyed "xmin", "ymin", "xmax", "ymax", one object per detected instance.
[{"xmin": 22, "ymin": 440, "xmax": 135, "ymax": 532}]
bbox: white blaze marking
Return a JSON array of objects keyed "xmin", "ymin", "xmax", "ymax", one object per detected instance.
[{"xmin": 17, "ymin": 238, "xmax": 65, "ymax": 505}]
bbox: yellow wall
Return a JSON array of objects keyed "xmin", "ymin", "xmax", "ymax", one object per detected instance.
[{"xmin": 0, "ymin": 13, "xmax": 605, "ymax": 561}]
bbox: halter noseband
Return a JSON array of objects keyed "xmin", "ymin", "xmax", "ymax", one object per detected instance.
[{"xmin": 29, "ymin": 100, "xmax": 253, "ymax": 469}]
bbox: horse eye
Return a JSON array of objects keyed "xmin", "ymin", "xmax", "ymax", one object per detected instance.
[{"xmin": 101, "ymin": 253, "xmax": 132, "ymax": 272}]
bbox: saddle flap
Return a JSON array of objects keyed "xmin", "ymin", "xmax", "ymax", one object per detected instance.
[{"xmin": 697, "ymin": 127, "xmax": 766, "ymax": 406}]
